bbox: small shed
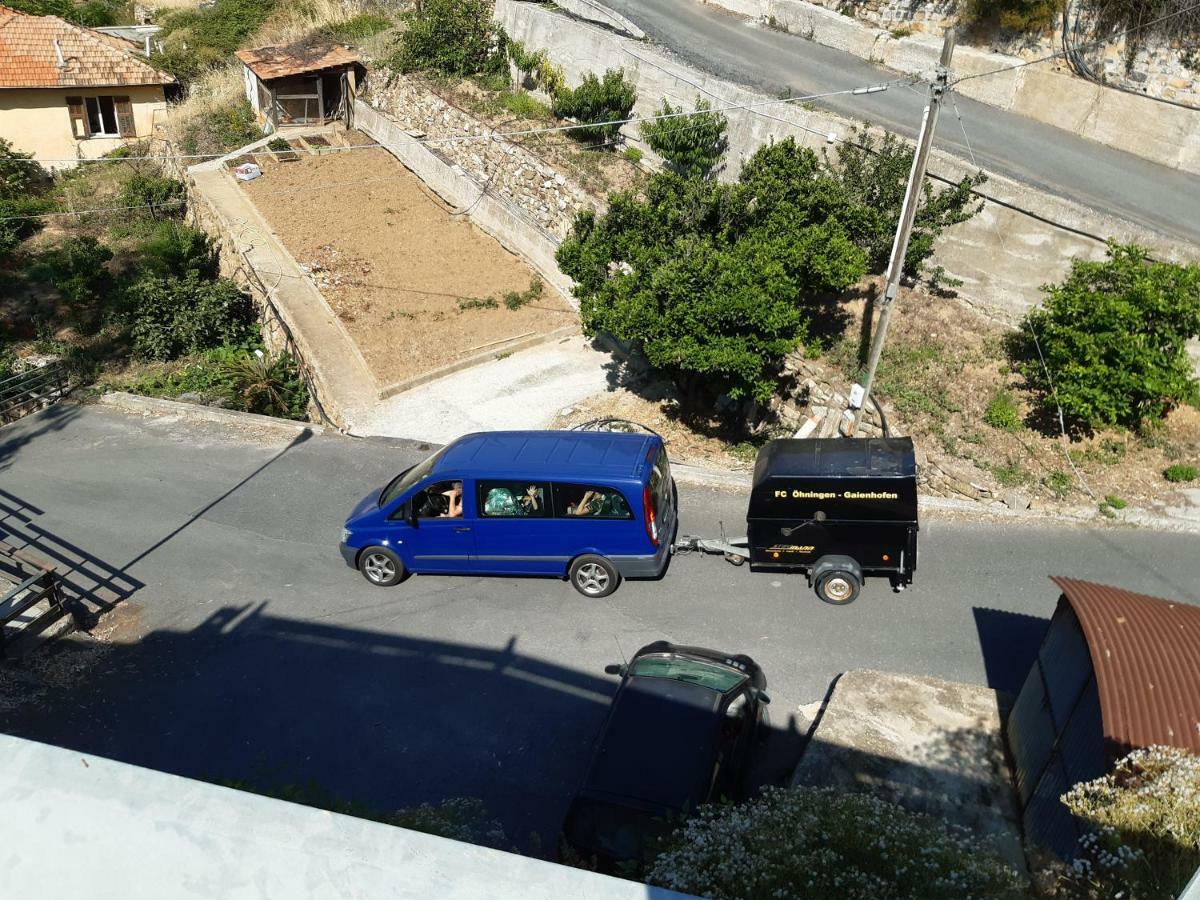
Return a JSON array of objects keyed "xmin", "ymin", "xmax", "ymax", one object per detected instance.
[
  {"xmin": 235, "ymin": 44, "xmax": 364, "ymax": 130},
  {"xmin": 1007, "ymin": 577, "xmax": 1200, "ymax": 856}
]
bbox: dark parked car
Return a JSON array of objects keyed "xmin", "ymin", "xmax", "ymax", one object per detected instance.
[{"xmin": 562, "ymin": 641, "xmax": 769, "ymax": 869}]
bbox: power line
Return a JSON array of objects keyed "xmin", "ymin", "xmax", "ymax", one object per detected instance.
[
  {"xmin": 952, "ymin": 0, "xmax": 1200, "ymax": 86},
  {"xmin": 2, "ymin": 79, "xmax": 904, "ymax": 166},
  {"xmin": 0, "ymin": 199, "xmax": 187, "ymax": 221}
]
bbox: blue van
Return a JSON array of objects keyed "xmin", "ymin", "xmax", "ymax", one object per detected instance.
[{"xmin": 340, "ymin": 431, "xmax": 677, "ymax": 597}]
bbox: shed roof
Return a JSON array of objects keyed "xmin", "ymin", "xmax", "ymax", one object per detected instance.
[
  {"xmin": 1053, "ymin": 576, "xmax": 1200, "ymax": 757},
  {"xmin": 0, "ymin": 5, "xmax": 175, "ymax": 89},
  {"xmin": 235, "ymin": 44, "xmax": 361, "ymax": 81}
]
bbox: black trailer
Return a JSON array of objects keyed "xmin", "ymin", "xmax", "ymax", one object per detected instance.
[{"xmin": 676, "ymin": 437, "xmax": 918, "ymax": 605}]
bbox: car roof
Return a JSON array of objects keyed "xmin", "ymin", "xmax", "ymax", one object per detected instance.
[
  {"xmin": 582, "ymin": 676, "xmax": 726, "ymax": 811},
  {"xmin": 432, "ymin": 431, "xmax": 657, "ymax": 481}
]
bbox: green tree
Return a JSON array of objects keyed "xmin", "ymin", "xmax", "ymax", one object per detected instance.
[
  {"xmin": 1011, "ymin": 243, "xmax": 1200, "ymax": 431},
  {"xmin": 0, "ymin": 137, "xmax": 52, "ymax": 259},
  {"xmin": 118, "ymin": 172, "xmax": 186, "ymax": 219},
  {"xmin": 389, "ymin": 0, "xmax": 508, "ymax": 78},
  {"xmin": 639, "ymin": 97, "xmax": 728, "ymax": 179},
  {"xmin": 828, "ymin": 129, "xmax": 985, "ymax": 276},
  {"xmin": 551, "ymin": 69, "xmax": 638, "ymax": 144},
  {"xmin": 557, "ymin": 141, "xmax": 869, "ymax": 408}
]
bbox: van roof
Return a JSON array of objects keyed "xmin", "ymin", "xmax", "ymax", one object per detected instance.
[{"xmin": 433, "ymin": 431, "xmax": 658, "ymax": 480}]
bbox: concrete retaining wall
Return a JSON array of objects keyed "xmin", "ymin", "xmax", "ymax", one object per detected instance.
[
  {"xmin": 698, "ymin": 0, "xmax": 1200, "ymax": 174},
  {"xmin": 496, "ymin": 0, "xmax": 1195, "ymax": 322},
  {"xmin": 353, "ymin": 101, "xmax": 577, "ymax": 308}
]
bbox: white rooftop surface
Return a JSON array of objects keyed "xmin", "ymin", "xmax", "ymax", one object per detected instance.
[{"xmin": 0, "ymin": 733, "xmax": 690, "ymax": 899}]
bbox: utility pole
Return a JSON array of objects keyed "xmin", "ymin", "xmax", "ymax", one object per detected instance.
[{"xmin": 842, "ymin": 27, "xmax": 955, "ymax": 438}]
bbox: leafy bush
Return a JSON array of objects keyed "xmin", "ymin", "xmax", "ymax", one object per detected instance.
[
  {"xmin": 502, "ymin": 277, "xmax": 543, "ymax": 310},
  {"xmin": 558, "ymin": 140, "xmax": 868, "ymax": 408},
  {"xmin": 3, "ymin": 0, "xmax": 120, "ymax": 26},
  {"xmin": 126, "ymin": 273, "xmax": 257, "ymax": 360},
  {"xmin": 155, "ymin": 0, "xmax": 279, "ymax": 83},
  {"xmin": 1057, "ymin": 746, "xmax": 1200, "ymax": 899},
  {"xmin": 639, "ymin": 97, "xmax": 729, "ymax": 179},
  {"xmin": 0, "ymin": 195, "xmax": 54, "ymax": 260},
  {"xmin": 829, "ymin": 129, "xmax": 986, "ymax": 277},
  {"xmin": 218, "ymin": 350, "xmax": 308, "ymax": 419},
  {"xmin": 1164, "ymin": 463, "xmax": 1198, "ymax": 482},
  {"xmin": 0, "ymin": 137, "xmax": 47, "ymax": 200},
  {"xmin": 388, "ymin": 0, "xmax": 508, "ymax": 78},
  {"xmin": 0, "ymin": 138, "xmax": 52, "ymax": 258},
  {"xmin": 648, "ymin": 785, "xmax": 1024, "ymax": 898},
  {"xmin": 1010, "ymin": 243, "xmax": 1200, "ymax": 432},
  {"xmin": 960, "ymin": 0, "xmax": 1062, "ymax": 33},
  {"xmin": 458, "ymin": 296, "xmax": 498, "ymax": 310},
  {"xmin": 28, "ymin": 237, "xmax": 114, "ymax": 333},
  {"xmin": 984, "ymin": 389, "xmax": 1022, "ymax": 430},
  {"xmin": 177, "ymin": 98, "xmax": 262, "ymax": 157},
  {"xmin": 136, "ymin": 222, "xmax": 218, "ymax": 280},
  {"xmin": 552, "ymin": 69, "xmax": 637, "ymax": 144},
  {"xmin": 508, "ymin": 39, "xmax": 566, "ymax": 95},
  {"xmin": 118, "ymin": 172, "xmax": 186, "ymax": 219}
]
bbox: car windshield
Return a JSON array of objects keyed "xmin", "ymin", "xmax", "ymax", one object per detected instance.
[
  {"xmin": 378, "ymin": 448, "xmax": 446, "ymax": 508},
  {"xmin": 629, "ymin": 655, "xmax": 745, "ymax": 693}
]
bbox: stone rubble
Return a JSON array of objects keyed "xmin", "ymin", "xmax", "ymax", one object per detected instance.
[{"xmin": 362, "ymin": 77, "xmax": 598, "ymax": 238}]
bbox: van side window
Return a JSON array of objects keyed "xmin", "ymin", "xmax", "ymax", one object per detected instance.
[
  {"xmin": 478, "ymin": 481, "xmax": 550, "ymax": 518},
  {"xmin": 552, "ymin": 484, "xmax": 633, "ymax": 519}
]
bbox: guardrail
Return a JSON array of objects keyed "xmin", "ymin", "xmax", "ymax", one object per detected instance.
[
  {"xmin": 0, "ymin": 363, "xmax": 69, "ymax": 425},
  {"xmin": 0, "ymin": 569, "xmax": 67, "ymax": 658}
]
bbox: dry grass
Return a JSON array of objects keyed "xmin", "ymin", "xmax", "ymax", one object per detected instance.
[{"xmin": 162, "ymin": 63, "xmax": 245, "ymax": 150}]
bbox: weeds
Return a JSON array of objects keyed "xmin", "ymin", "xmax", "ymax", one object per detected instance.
[
  {"xmin": 1163, "ymin": 463, "xmax": 1198, "ymax": 483},
  {"xmin": 991, "ymin": 458, "xmax": 1029, "ymax": 487},
  {"xmin": 502, "ymin": 277, "xmax": 544, "ymax": 310},
  {"xmin": 458, "ymin": 296, "xmax": 498, "ymax": 311},
  {"xmin": 1045, "ymin": 470, "xmax": 1072, "ymax": 499},
  {"xmin": 983, "ymin": 390, "xmax": 1021, "ymax": 431}
]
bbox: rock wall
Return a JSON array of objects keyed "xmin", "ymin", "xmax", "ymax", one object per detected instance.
[{"xmin": 362, "ymin": 77, "xmax": 594, "ymax": 240}]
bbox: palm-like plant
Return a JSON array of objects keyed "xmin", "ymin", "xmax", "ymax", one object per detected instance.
[{"xmin": 219, "ymin": 350, "xmax": 307, "ymax": 419}]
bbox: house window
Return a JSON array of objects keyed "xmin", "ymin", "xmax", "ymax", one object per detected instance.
[{"xmin": 66, "ymin": 96, "xmax": 137, "ymax": 139}]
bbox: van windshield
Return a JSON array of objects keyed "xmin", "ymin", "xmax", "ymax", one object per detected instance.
[{"xmin": 378, "ymin": 448, "xmax": 446, "ymax": 508}]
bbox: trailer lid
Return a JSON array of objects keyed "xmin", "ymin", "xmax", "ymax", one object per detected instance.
[{"xmin": 752, "ymin": 438, "xmax": 916, "ymax": 485}]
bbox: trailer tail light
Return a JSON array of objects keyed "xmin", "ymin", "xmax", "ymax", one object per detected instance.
[{"xmin": 643, "ymin": 486, "xmax": 659, "ymax": 547}]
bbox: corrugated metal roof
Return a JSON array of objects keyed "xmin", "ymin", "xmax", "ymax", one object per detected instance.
[
  {"xmin": 1053, "ymin": 576, "xmax": 1200, "ymax": 757},
  {"xmin": 0, "ymin": 6, "xmax": 175, "ymax": 88},
  {"xmin": 235, "ymin": 44, "xmax": 361, "ymax": 81}
]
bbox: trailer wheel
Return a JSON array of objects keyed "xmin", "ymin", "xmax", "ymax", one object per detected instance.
[
  {"xmin": 724, "ymin": 552, "xmax": 746, "ymax": 566},
  {"xmin": 815, "ymin": 570, "xmax": 861, "ymax": 605}
]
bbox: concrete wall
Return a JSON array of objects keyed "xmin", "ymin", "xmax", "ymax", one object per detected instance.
[
  {"xmin": 0, "ymin": 732, "xmax": 691, "ymax": 899},
  {"xmin": 496, "ymin": 0, "xmax": 1195, "ymax": 323},
  {"xmin": 0, "ymin": 85, "xmax": 167, "ymax": 168},
  {"xmin": 698, "ymin": 0, "xmax": 1200, "ymax": 174},
  {"xmin": 354, "ymin": 100, "xmax": 577, "ymax": 308}
]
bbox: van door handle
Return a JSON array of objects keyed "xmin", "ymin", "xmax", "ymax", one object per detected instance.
[{"xmin": 454, "ymin": 527, "xmax": 471, "ymax": 533}]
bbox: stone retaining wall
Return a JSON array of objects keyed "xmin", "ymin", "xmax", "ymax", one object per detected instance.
[{"xmin": 353, "ymin": 98, "xmax": 578, "ymax": 307}]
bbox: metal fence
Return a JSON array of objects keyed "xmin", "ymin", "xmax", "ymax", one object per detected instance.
[
  {"xmin": 0, "ymin": 569, "xmax": 68, "ymax": 658},
  {"xmin": 0, "ymin": 363, "xmax": 69, "ymax": 425}
]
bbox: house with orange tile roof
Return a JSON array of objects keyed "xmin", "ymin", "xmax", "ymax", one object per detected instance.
[{"xmin": 0, "ymin": 4, "xmax": 176, "ymax": 166}]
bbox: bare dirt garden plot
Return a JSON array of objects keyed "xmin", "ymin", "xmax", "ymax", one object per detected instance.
[{"xmin": 240, "ymin": 142, "xmax": 576, "ymax": 388}]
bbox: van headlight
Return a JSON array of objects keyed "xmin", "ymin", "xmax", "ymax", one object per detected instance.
[{"xmin": 340, "ymin": 527, "xmax": 352, "ymax": 544}]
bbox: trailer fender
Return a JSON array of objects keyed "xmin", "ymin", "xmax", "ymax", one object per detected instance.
[{"xmin": 811, "ymin": 555, "xmax": 863, "ymax": 584}]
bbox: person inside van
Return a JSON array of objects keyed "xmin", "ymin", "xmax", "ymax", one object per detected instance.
[
  {"xmin": 520, "ymin": 484, "xmax": 541, "ymax": 514},
  {"xmin": 567, "ymin": 489, "xmax": 600, "ymax": 516},
  {"xmin": 441, "ymin": 481, "xmax": 463, "ymax": 518}
]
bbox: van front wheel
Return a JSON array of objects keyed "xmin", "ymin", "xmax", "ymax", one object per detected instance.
[
  {"xmin": 570, "ymin": 555, "xmax": 620, "ymax": 598},
  {"xmin": 359, "ymin": 547, "xmax": 404, "ymax": 587}
]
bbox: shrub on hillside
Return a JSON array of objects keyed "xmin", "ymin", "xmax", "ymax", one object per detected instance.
[
  {"xmin": 177, "ymin": 98, "xmax": 262, "ymax": 157},
  {"xmin": 639, "ymin": 97, "xmax": 728, "ymax": 179},
  {"xmin": 118, "ymin": 172, "xmax": 186, "ymax": 219},
  {"xmin": 388, "ymin": 0, "xmax": 508, "ymax": 78},
  {"xmin": 551, "ymin": 69, "xmax": 637, "ymax": 143},
  {"xmin": 218, "ymin": 349, "xmax": 309, "ymax": 419},
  {"xmin": 4, "ymin": 0, "xmax": 120, "ymax": 26},
  {"xmin": 648, "ymin": 785, "xmax": 1024, "ymax": 898},
  {"xmin": 0, "ymin": 138, "xmax": 52, "ymax": 259},
  {"xmin": 321, "ymin": 11, "xmax": 393, "ymax": 43},
  {"xmin": 1010, "ymin": 243, "xmax": 1200, "ymax": 432},
  {"xmin": 126, "ymin": 273, "xmax": 257, "ymax": 360},
  {"xmin": 1053, "ymin": 746, "xmax": 1200, "ymax": 899},
  {"xmin": 155, "ymin": 0, "xmax": 279, "ymax": 83},
  {"xmin": 28, "ymin": 236, "xmax": 114, "ymax": 334},
  {"xmin": 960, "ymin": 0, "xmax": 1062, "ymax": 33},
  {"xmin": 136, "ymin": 222, "xmax": 218, "ymax": 280}
]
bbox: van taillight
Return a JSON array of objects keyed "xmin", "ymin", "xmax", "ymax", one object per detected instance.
[{"xmin": 643, "ymin": 486, "xmax": 659, "ymax": 547}]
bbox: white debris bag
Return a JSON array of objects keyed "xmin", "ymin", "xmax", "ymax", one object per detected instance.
[{"xmin": 234, "ymin": 163, "xmax": 262, "ymax": 182}]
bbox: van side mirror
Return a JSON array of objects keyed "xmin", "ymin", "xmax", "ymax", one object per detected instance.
[
  {"xmin": 756, "ymin": 690, "xmax": 771, "ymax": 705},
  {"xmin": 604, "ymin": 663, "xmax": 625, "ymax": 676}
]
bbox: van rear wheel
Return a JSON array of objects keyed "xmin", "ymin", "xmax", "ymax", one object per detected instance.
[
  {"xmin": 570, "ymin": 555, "xmax": 620, "ymax": 598},
  {"xmin": 815, "ymin": 569, "xmax": 860, "ymax": 605}
]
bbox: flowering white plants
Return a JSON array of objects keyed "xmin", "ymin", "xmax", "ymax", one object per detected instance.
[
  {"xmin": 1056, "ymin": 745, "xmax": 1200, "ymax": 898},
  {"xmin": 646, "ymin": 785, "xmax": 1024, "ymax": 899}
]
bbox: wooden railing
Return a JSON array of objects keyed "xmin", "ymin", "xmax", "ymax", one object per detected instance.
[{"xmin": 0, "ymin": 363, "xmax": 69, "ymax": 425}]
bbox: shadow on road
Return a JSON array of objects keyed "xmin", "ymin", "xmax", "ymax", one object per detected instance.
[
  {"xmin": 0, "ymin": 403, "xmax": 80, "ymax": 474},
  {"xmin": 972, "ymin": 606, "xmax": 1050, "ymax": 698}
]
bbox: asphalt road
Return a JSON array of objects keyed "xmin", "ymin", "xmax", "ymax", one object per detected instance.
[
  {"xmin": 599, "ymin": 0, "xmax": 1200, "ymax": 243},
  {"xmin": 3, "ymin": 404, "xmax": 1198, "ymax": 853}
]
